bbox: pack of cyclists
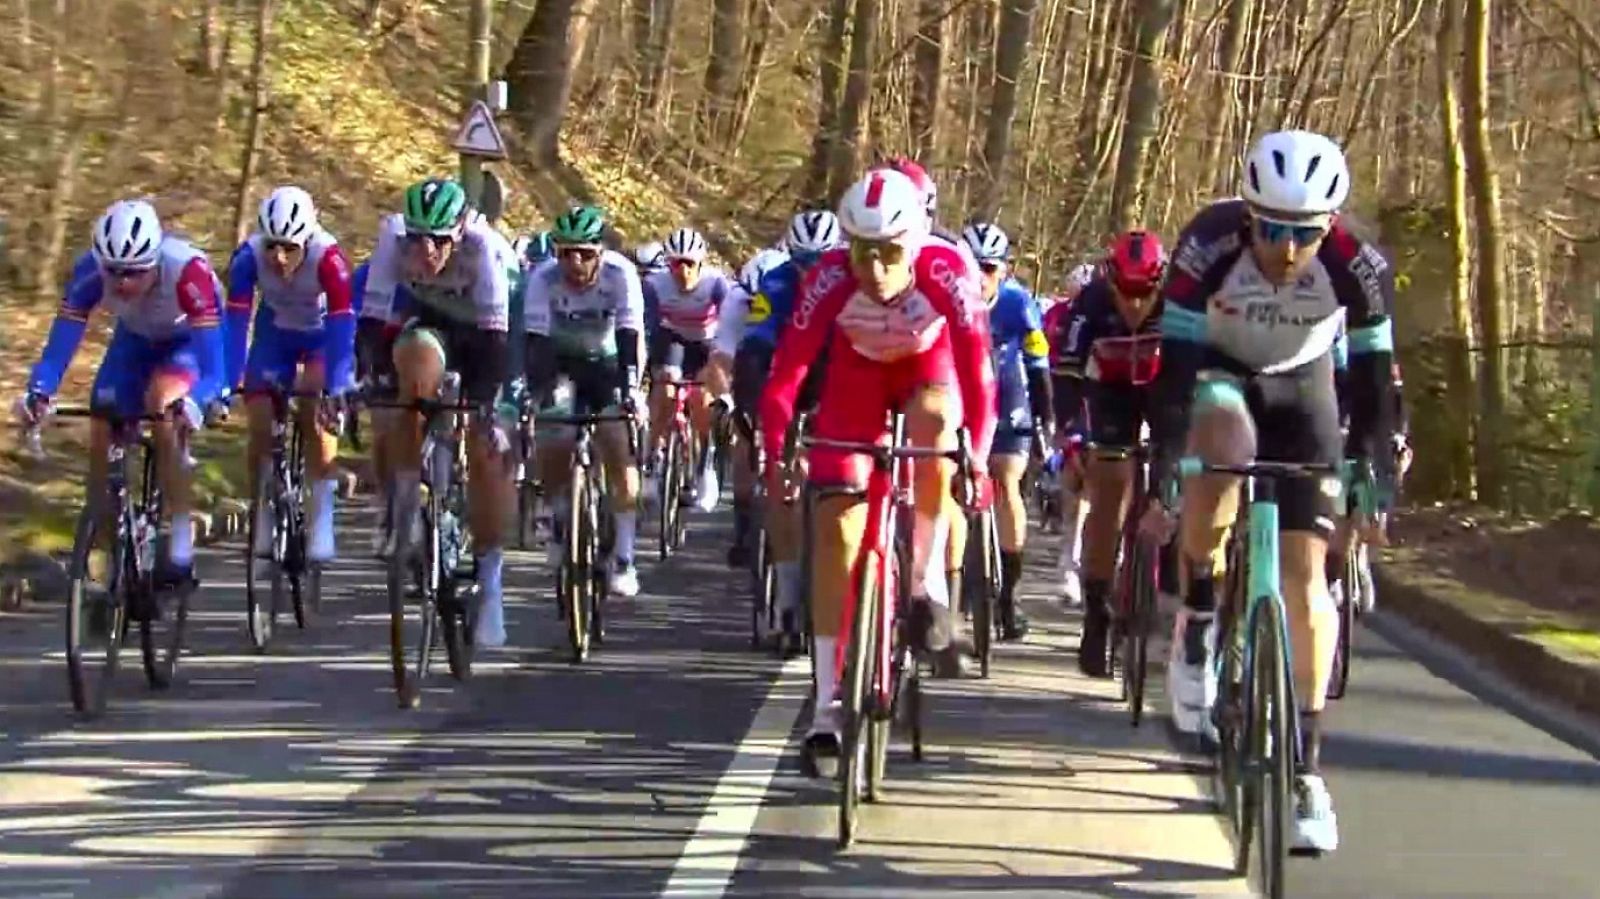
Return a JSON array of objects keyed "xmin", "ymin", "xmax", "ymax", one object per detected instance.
[{"xmin": 14, "ymin": 127, "xmax": 1404, "ymax": 861}]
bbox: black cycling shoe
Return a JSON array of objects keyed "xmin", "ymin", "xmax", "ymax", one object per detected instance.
[
  {"xmin": 1000, "ymin": 601, "xmax": 1031, "ymax": 642},
  {"xmin": 1078, "ymin": 600, "xmax": 1112, "ymax": 678},
  {"xmin": 800, "ymin": 731, "xmax": 841, "ymax": 778},
  {"xmin": 907, "ymin": 596, "xmax": 954, "ymax": 654}
]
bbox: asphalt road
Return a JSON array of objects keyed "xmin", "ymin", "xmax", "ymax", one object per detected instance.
[{"xmin": 0, "ymin": 497, "xmax": 1597, "ymax": 898}]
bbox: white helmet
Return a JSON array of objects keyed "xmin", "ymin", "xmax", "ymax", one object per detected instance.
[
  {"xmin": 739, "ymin": 248, "xmax": 789, "ymax": 294},
  {"xmin": 664, "ymin": 227, "xmax": 709, "ymax": 262},
  {"xmin": 258, "ymin": 185, "xmax": 318, "ymax": 246},
  {"xmin": 91, "ymin": 200, "xmax": 163, "ymax": 269},
  {"xmin": 632, "ymin": 240, "xmax": 666, "ymax": 270},
  {"xmin": 837, "ymin": 169, "xmax": 924, "ymax": 241},
  {"xmin": 785, "ymin": 210, "xmax": 842, "ymax": 255},
  {"xmin": 1241, "ymin": 130, "xmax": 1349, "ymax": 216},
  {"xmin": 962, "ymin": 222, "xmax": 1010, "ymax": 261},
  {"xmin": 1065, "ymin": 262, "xmax": 1097, "ymax": 292}
]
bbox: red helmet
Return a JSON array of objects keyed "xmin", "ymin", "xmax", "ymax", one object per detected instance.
[
  {"xmin": 1106, "ymin": 230, "xmax": 1166, "ymax": 296},
  {"xmin": 870, "ymin": 156, "xmax": 937, "ymax": 217}
]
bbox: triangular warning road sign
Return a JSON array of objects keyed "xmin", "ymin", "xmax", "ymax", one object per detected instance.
[{"xmin": 452, "ymin": 100, "xmax": 507, "ymax": 159}]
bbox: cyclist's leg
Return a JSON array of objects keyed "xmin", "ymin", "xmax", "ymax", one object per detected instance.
[
  {"xmin": 388, "ymin": 323, "xmax": 448, "ymax": 551},
  {"xmin": 903, "ymin": 379, "xmax": 961, "ymax": 655},
  {"xmin": 810, "ymin": 491, "xmax": 868, "ymax": 748},
  {"xmin": 1077, "ymin": 381, "xmax": 1140, "ymax": 675},
  {"xmin": 580, "ymin": 357, "xmax": 643, "ymax": 595},
  {"xmin": 646, "ymin": 329, "xmax": 682, "ymax": 459},
  {"xmin": 728, "ymin": 344, "xmax": 768, "ymax": 566},
  {"xmin": 989, "ymin": 423, "xmax": 1032, "ymax": 640},
  {"xmin": 361, "ymin": 317, "xmax": 400, "ymax": 550},
  {"xmin": 1170, "ymin": 373, "xmax": 1248, "ymax": 735},
  {"xmin": 143, "ymin": 339, "xmax": 204, "ymax": 574},
  {"xmin": 1050, "ymin": 372, "xmax": 1088, "ymax": 601},
  {"xmin": 241, "ymin": 309, "xmax": 299, "ymax": 553},
  {"xmin": 1256, "ymin": 358, "xmax": 1344, "ymax": 850},
  {"xmin": 292, "ymin": 349, "xmax": 341, "ymax": 562},
  {"xmin": 85, "ymin": 327, "xmax": 146, "ymax": 560},
  {"xmin": 684, "ymin": 340, "xmax": 719, "ymax": 508}
]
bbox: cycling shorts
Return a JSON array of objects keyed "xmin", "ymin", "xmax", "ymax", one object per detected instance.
[
  {"xmin": 649, "ymin": 328, "xmax": 711, "ymax": 380},
  {"xmin": 244, "ymin": 305, "xmax": 324, "ymax": 396},
  {"xmin": 1087, "ymin": 381, "xmax": 1152, "ymax": 451},
  {"xmin": 393, "ymin": 309, "xmax": 497, "ymax": 402},
  {"xmin": 90, "ymin": 324, "xmax": 200, "ymax": 419},
  {"xmin": 808, "ymin": 342, "xmax": 958, "ymax": 488}
]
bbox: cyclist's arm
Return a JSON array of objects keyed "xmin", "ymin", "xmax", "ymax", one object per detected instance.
[
  {"xmin": 935, "ymin": 254, "xmax": 998, "ymax": 464},
  {"xmin": 1051, "ymin": 300, "xmax": 1093, "ymax": 438},
  {"xmin": 1017, "ymin": 290, "xmax": 1054, "ymax": 433},
  {"xmin": 318, "ymin": 244, "xmax": 357, "ymax": 394},
  {"xmin": 1149, "ymin": 225, "xmax": 1231, "ymax": 490},
  {"xmin": 760, "ymin": 260, "xmax": 849, "ymax": 470},
  {"xmin": 617, "ymin": 258, "xmax": 647, "ymax": 393},
  {"xmin": 224, "ymin": 242, "xmax": 257, "ymax": 392},
  {"xmin": 1330, "ymin": 241, "xmax": 1399, "ymax": 504},
  {"xmin": 463, "ymin": 248, "xmax": 512, "ymax": 405},
  {"xmin": 714, "ymin": 286, "xmax": 750, "ymax": 359},
  {"xmin": 27, "ymin": 254, "xmax": 103, "ymax": 397},
  {"xmin": 178, "ymin": 257, "xmax": 227, "ymax": 407}
]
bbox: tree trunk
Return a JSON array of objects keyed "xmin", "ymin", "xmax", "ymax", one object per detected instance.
[
  {"xmin": 640, "ymin": 0, "xmax": 680, "ymax": 126},
  {"xmin": 726, "ymin": 0, "xmax": 774, "ymax": 151},
  {"xmin": 213, "ymin": 0, "xmax": 245, "ymax": 129},
  {"xmin": 1460, "ymin": 0, "xmax": 1508, "ymax": 505},
  {"xmin": 198, "ymin": 0, "xmax": 223, "ymax": 73},
  {"xmin": 1434, "ymin": 0, "xmax": 1477, "ymax": 500},
  {"xmin": 801, "ymin": 0, "xmax": 855, "ymax": 205},
  {"xmin": 505, "ymin": 0, "xmax": 582, "ymax": 166},
  {"xmin": 909, "ymin": 0, "xmax": 946, "ymax": 163},
  {"xmin": 699, "ymin": 0, "xmax": 742, "ymax": 143},
  {"xmin": 1107, "ymin": 0, "xmax": 1177, "ymax": 233},
  {"xmin": 827, "ymin": 0, "xmax": 880, "ymax": 200},
  {"xmin": 232, "ymin": 0, "xmax": 274, "ymax": 245},
  {"xmin": 974, "ymin": 0, "xmax": 1038, "ymax": 219},
  {"xmin": 363, "ymin": 0, "xmax": 384, "ymax": 33}
]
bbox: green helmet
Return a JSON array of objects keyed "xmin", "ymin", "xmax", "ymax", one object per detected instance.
[
  {"xmin": 551, "ymin": 205, "xmax": 605, "ymax": 245},
  {"xmin": 403, "ymin": 178, "xmax": 468, "ymax": 235}
]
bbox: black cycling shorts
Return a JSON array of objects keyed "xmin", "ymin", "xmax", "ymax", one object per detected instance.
[
  {"xmin": 649, "ymin": 328, "xmax": 711, "ymax": 380},
  {"xmin": 525, "ymin": 348, "xmax": 621, "ymax": 415},
  {"xmin": 1204, "ymin": 350, "xmax": 1343, "ymax": 538},
  {"xmin": 1087, "ymin": 381, "xmax": 1152, "ymax": 451}
]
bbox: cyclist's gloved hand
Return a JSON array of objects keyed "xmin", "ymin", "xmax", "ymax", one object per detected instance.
[
  {"xmin": 167, "ymin": 396, "xmax": 204, "ymax": 434},
  {"xmin": 14, "ymin": 391, "xmax": 52, "ymax": 426}
]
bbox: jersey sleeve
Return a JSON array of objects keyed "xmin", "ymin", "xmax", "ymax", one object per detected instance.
[
  {"xmin": 318, "ymin": 244, "xmax": 357, "ymax": 393},
  {"xmin": 521, "ymin": 267, "xmax": 552, "ymax": 337},
  {"xmin": 224, "ymin": 242, "xmax": 258, "ymax": 391},
  {"xmin": 1325, "ymin": 229, "xmax": 1399, "ymax": 497},
  {"xmin": 1152, "ymin": 212, "xmax": 1239, "ymax": 482},
  {"xmin": 760, "ymin": 256, "xmax": 852, "ymax": 469},
  {"xmin": 715, "ymin": 285, "xmax": 750, "ymax": 358},
  {"xmin": 924, "ymin": 248, "xmax": 997, "ymax": 463},
  {"xmin": 470, "ymin": 239, "xmax": 510, "ymax": 332},
  {"xmin": 28, "ymin": 251, "xmax": 104, "ymax": 396},
  {"xmin": 178, "ymin": 257, "xmax": 227, "ymax": 406},
  {"xmin": 362, "ymin": 225, "xmax": 403, "ymax": 324},
  {"xmin": 1016, "ymin": 288, "xmax": 1049, "ymax": 370},
  {"xmin": 616, "ymin": 260, "xmax": 646, "ymax": 335}
]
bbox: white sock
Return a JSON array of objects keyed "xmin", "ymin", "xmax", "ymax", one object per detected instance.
[
  {"xmin": 479, "ymin": 547, "xmax": 504, "ymax": 600},
  {"xmin": 614, "ymin": 510, "xmax": 638, "ymax": 562},
  {"xmin": 918, "ymin": 516, "xmax": 951, "ymax": 607},
  {"xmin": 1060, "ymin": 488, "xmax": 1084, "ymax": 567},
  {"xmin": 811, "ymin": 635, "xmax": 838, "ymax": 734},
  {"xmin": 169, "ymin": 512, "xmax": 194, "ymax": 566}
]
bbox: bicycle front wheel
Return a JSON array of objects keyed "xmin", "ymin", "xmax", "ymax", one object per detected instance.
[
  {"xmin": 1124, "ymin": 537, "xmax": 1157, "ymax": 726},
  {"xmin": 1250, "ymin": 598, "xmax": 1292, "ymax": 898},
  {"xmin": 564, "ymin": 473, "xmax": 592, "ymax": 663},
  {"xmin": 838, "ymin": 558, "xmax": 879, "ymax": 849},
  {"xmin": 243, "ymin": 489, "xmax": 280, "ymax": 652},
  {"xmin": 65, "ymin": 506, "xmax": 126, "ymax": 718}
]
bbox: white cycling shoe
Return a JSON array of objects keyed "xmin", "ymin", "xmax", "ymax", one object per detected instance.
[
  {"xmin": 1058, "ymin": 560, "xmax": 1083, "ymax": 607},
  {"xmin": 695, "ymin": 463, "xmax": 720, "ymax": 513},
  {"xmin": 610, "ymin": 558, "xmax": 641, "ymax": 598},
  {"xmin": 1167, "ymin": 608, "xmax": 1218, "ymax": 740},
  {"xmin": 1292, "ymin": 773, "xmax": 1339, "ymax": 854}
]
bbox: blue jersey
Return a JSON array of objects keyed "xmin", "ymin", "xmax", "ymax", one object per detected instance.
[
  {"xmin": 351, "ymin": 261, "xmax": 370, "ymax": 317},
  {"xmin": 738, "ymin": 259, "xmax": 806, "ymax": 349},
  {"xmin": 988, "ymin": 278, "xmax": 1049, "ymax": 414}
]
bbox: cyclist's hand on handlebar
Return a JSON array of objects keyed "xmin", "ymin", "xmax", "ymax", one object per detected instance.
[{"xmin": 13, "ymin": 391, "xmax": 52, "ymax": 427}]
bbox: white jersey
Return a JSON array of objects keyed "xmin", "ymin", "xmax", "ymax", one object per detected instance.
[
  {"xmin": 644, "ymin": 268, "xmax": 735, "ymax": 341},
  {"xmin": 713, "ymin": 285, "xmax": 754, "ymax": 358},
  {"xmin": 240, "ymin": 229, "xmax": 344, "ymax": 332},
  {"xmin": 358, "ymin": 213, "xmax": 406, "ymax": 322},
  {"xmin": 95, "ymin": 236, "xmax": 215, "ymax": 341},
  {"xmin": 363, "ymin": 216, "xmax": 513, "ymax": 331},
  {"xmin": 523, "ymin": 249, "xmax": 645, "ymax": 358}
]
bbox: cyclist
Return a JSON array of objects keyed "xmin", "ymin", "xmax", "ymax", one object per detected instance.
[
  {"xmin": 962, "ymin": 221, "xmax": 1052, "ymax": 641},
  {"xmin": 356, "ymin": 211, "xmax": 407, "ymax": 555},
  {"xmin": 762, "ymin": 169, "xmax": 996, "ymax": 764},
  {"xmin": 15, "ymin": 199, "xmax": 227, "ymax": 586},
  {"xmin": 1053, "ymin": 230, "xmax": 1166, "ymax": 676},
  {"xmin": 224, "ymin": 186, "xmax": 356, "ymax": 564},
  {"xmin": 632, "ymin": 240, "xmax": 667, "ymax": 278},
  {"xmin": 643, "ymin": 227, "xmax": 737, "ymax": 513},
  {"xmin": 521, "ymin": 205, "xmax": 647, "ymax": 597},
  {"xmin": 1148, "ymin": 130, "xmax": 1398, "ymax": 854},
  {"xmin": 718, "ymin": 211, "xmax": 841, "ymax": 624},
  {"xmin": 1040, "ymin": 258, "xmax": 1100, "ymax": 602},
  {"xmin": 361, "ymin": 177, "xmax": 520, "ymax": 649}
]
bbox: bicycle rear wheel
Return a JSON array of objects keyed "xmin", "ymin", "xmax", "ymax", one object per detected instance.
[
  {"xmin": 139, "ymin": 527, "xmax": 189, "ymax": 690},
  {"xmin": 866, "ymin": 548, "xmax": 900, "ymax": 802},
  {"xmin": 65, "ymin": 506, "xmax": 127, "ymax": 718},
  {"xmin": 387, "ymin": 501, "xmax": 437, "ymax": 709},
  {"xmin": 966, "ymin": 512, "xmax": 994, "ymax": 679},
  {"xmin": 1250, "ymin": 598, "xmax": 1292, "ymax": 898},
  {"xmin": 658, "ymin": 432, "xmax": 679, "ymax": 560},
  {"xmin": 838, "ymin": 558, "xmax": 879, "ymax": 849}
]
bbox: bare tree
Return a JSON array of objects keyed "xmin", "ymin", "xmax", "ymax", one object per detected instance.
[
  {"xmin": 801, "ymin": 0, "xmax": 854, "ymax": 204},
  {"xmin": 231, "ymin": 0, "xmax": 274, "ymax": 244},
  {"xmin": 827, "ymin": 0, "xmax": 881, "ymax": 199},
  {"xmin": 699, "ymin": 0, "xmax": 743, "ymax": 144},
  {"xmin": 909, "ymin": 0, "xmax": 946, "ymax": 163},
  {"xmin": 973, "ymin": 0, "xmax": 1037, "ymax": 219},
  {"xmin": 505, "ymin": 0, "xmax": 583, "ymax": 165},
  {"xmin": 1107, "ymin": 0, "xmax": 1177, "ymax": 233}
]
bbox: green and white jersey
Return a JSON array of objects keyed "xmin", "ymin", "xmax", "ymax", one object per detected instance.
[
  {"xmin": 522, "ymin": 249, "xmax": 645, "ymax": 359},
  {"xmin": 364, "ymin": 216, "xmax": 514, "ymax": 332}
]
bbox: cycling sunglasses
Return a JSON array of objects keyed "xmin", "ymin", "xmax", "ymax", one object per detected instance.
[
  {"xmin": 101, "ymin": 263, "xmax": 155, "ymax": 280},
  {"xmin": 558, "ymin": 245, "xmax": 600, "ymax": 262},
  {"xmin": 1253, "ymin": 217, "xmax": 1327, "ymax": 246},
  {"xmin": 404, "ymin": 232, "xmax": 456, "ymax": 250},
  {"xmin": 848, "ymin": 238, "xmax": 909, "ymax": 268},
  {"xmin": 264, "ymin": 239, "xmax": 304, "ymax": 253},
  {"xmin": 667, "ymin": 256, "xmax": 701, "ymax": 269},
  {"xmin": 978, "ymin": 259, "xmax": 1005, "ymax": 275}
]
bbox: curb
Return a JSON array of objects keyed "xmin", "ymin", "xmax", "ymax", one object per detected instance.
[{"xmin": 1374, "ymin": 560, "xmax": 1600, "ymax": 721}]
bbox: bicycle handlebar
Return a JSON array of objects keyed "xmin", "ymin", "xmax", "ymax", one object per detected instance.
[{"xmin": 1175, "ymin": 458, "xmax": 1340, "ymax": 480}]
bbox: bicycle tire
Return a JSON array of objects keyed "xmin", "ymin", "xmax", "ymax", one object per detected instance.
[
  {"xmin": 1251, "ymin": 598, "xmax": 1292, "ymax": 899},
  {"xmin": 564, "ymin": 472, "xmax": 592, "ymax": 663},
  {"xmin": 385, "ymin": 547, "xmax": 412, "ymax": 708},
  {"xmin": 1215, "ymin": 533, "xmax": 1251, "ymax": 874},
  {"xmin": 1126, "ymin": 538, "xmax": 1156, "ymax": 727},
  {"xmin": 288, "ymin": 431, "xmax": 308, "ymax": 630},
  {"xmin": 410, "ymin": 497, "xmax": 442, "ymax": 700},
  {"xmin": 139, "ymin": 577, "xmax": 190, "ymax": 690},
  {"xmin": 244, "ymin": 487, "xmax": 278, "ymax": 653},
  {"xmin": 866, "ymin": 547, "xmax": 900, "ymax": 803},
  {"xmin": 838, "ymin": 558, "xmax": 879, "ymax": 849},
  {"xmin": 658, "ymin": 432, "xmax": 678, "ymax": 560},
  {"xmin": 65, "ymin": 505, "xmax": 126, "ymax": 718},
  {"xmin": 968, "ymin": 513, "xmax": 994, "ymax": 679},
  {"xmin": 1328, "ymin": 550, "xmax": 1358, "ymax": 700},
  {"xmin": 586, "ymin": 472, "xmax": 607, "ymax": 647},
  {"xmin": 751, "ymin": 530, "xmax": 772, "ymax": 649},
  {"xmin": 672, "ymin": 434, "xmax": 693, "ymax": 549}
]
